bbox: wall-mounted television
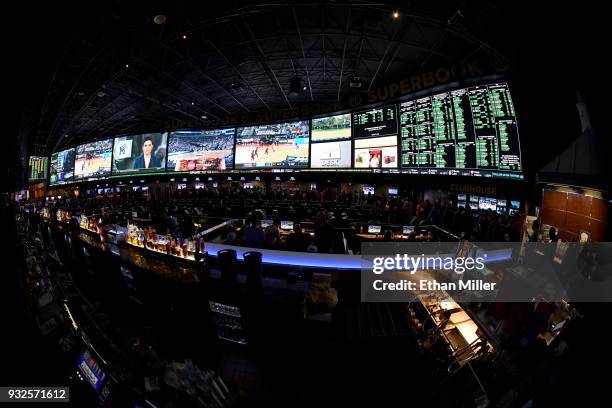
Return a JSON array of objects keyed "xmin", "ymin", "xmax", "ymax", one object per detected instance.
[{"xmin": 235, "ymin": 121, "xmax": 309, "ymax": 168}]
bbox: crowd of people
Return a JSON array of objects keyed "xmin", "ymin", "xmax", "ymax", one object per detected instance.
[{"xmin": 34, "ymin": 183, "xmax": 527, "ymax": 254}]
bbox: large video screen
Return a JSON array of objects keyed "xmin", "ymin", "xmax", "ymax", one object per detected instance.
[
  {"xmin": 28, "ymin": 156, "xmax": 48, "ymax": 181},
  {"xmin": 235, "ymin": 121, "xmax": 309, "ymax": 168},
  {"xmin": 354, "ymin": 136, "xmax": 398, "ymax": 168},
  {"xmin": 399, "ymin": 82, "xmax": 523, "ymax": 179},
  {"xmin": 49, "ymin": 148, "xmax": 75, "ymax": 185},
  {"xmin": 74, "ymin": 138, "xmax": 113, "ymax": 179},
  {"xmin": 352, "ymin": 105, "xmax": 398, "ymax": 139},
  {"xmin": 112, "ymin": 133, "xmax": 167, "ymax": 174},
  {"xmin": 312, "ymin": 113, "xmax": 351, "ymax": 142},
  {"xmin": 311, "ymin": 140, "xmax": 352, "ymax": 169},
  {"xmin": 167, "ymin": 128, "xmax": 234, "ymax": 171}
]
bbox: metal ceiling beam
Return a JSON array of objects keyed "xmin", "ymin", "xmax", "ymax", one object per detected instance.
[
  {"xmin": 186, "ymin": 2, "xmax": 511, "ymax": 67},
  {"xmin": 200, "ymin": 32, "xmax": 271, "ymax": 111},
  {"xmin": 337, "ymin": 6, "xmax": 351, "ymax": 101},
  {"xmin": 240, "ymin": 17, "xmax": 293, "ymax": 109},
  {"xmin": 291, "ymin": 5, "xmax": 313, "ymax": 100},
  {"xmin": 133, "ymin": 57, "xmax": 230, "ymax": 116},
  {"xmin": 168, "ymin": 4, "xmax": 271, "ymax": 112}
]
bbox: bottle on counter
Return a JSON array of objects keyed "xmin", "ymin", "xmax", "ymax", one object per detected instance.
[{"xmin": 182, "ymin": 239, "xmax": 189, "ymax": 258}]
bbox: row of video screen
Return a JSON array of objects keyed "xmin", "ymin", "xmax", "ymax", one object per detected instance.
[{"xmin": 40, "ymin": 82, "xmax": 522, "ymax": 185}]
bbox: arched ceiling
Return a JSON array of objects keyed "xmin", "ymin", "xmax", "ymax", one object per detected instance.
[{"xmin": 28, "ymin": 1, "xmax": 515, "ymax": 152}]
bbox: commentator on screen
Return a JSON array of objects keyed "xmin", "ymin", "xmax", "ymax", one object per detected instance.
[{"xmin": 133, "ymin": 137, "xmax": 162, "ymax": 169}]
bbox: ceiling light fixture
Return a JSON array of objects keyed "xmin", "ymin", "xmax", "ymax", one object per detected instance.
[
  {"xmin": 153, "ymin": 15, "xmax": 167, "ymax": 25},
  {"xmin": 289, "ymin": 76, "xmax": 302, "ymax": 96}
]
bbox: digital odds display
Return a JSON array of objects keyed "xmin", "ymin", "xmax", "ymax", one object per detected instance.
[
  {"xmin": 235, "ymin": 121, "xmax": 309, "ymax": 168},
  {"xmin": 310, "ymin": 114, "xmax": 352, "ymax": 169},
  {"xmin": 28, "ymin": 156, "xmax": 48, "ymax": 181},
  {"xmin": 112, "ymin": 132, "xmax": 168, "ymax": 174},
  {"xmin": 167, "ymin": 128, "xmax": 234, "ymax": 171},
  {"xmin": 352, "ymin": 105, "xmax": 398, "ymax": 139},
  {"xmin": 74, "ymin": 138, "xmax": 113, "ymax": 179},
  {"xmin": 49, "ymin": 148, "xmax": 75, "ymax": 185},
  {"xmin": 399, "ymin": 82, "xmax": 522, "ymax": 175}
]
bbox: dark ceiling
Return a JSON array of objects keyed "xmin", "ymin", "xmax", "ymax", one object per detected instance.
[
  {"xmin": 19, "ymin": 0, "xmax": 517, "ymax": 153},
  {"xmin": 7, "ymin": 0, "xmax": 608, "ymax": 190}
]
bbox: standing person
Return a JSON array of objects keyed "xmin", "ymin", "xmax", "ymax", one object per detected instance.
[
  {"xmin": 133, "ymin": 137, "xmax": 162, "ymax": 169},
  {"xmin": 314, "ymin": 210, "xmax": 334, "ymax": 253}
]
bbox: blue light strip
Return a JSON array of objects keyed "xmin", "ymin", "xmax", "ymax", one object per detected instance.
[
  {"xmin": 204, "ymin": 244, "xmax": 512, "ymax": 270},
  {"xmin": 205, "ymin": 243, "xmax": 362, "ymax": 270}
]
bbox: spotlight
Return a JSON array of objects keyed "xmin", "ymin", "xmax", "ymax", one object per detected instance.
[
  {"xmin": 393, "ymin": 10, "xmax": 400, "ymax": 19},
  {"xmin": 125, "ymin": 64, "xmax": 129, "ymax": 68},
  {"xmin": 201, "ymin": 115, "xmax": 207, "ymax": 119}
]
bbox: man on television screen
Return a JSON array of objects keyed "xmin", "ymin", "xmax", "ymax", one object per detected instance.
[{"xmin": 133, "ymin": 137, "xmax": 162, "ymax": 169}]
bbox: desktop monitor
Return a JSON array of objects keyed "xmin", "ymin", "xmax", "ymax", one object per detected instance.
[
  {"xmin": 509, "ymin": 208, "xmax": 518, "ymax": 216},
  {"xmin": 195, "ymin": 182, "xmax": 205, "ymax": 189},
  {"xmin": 511, "ymin": 200, "xmax": 520, "ymax": 209},
  {"xmin": 368, "ymin": 225, "xmax": 382, "ymax": 234},
  {"xmin": 141, "ymin": 186, "xmax": 149, "ymax": 192},
  {"xmin": 458, "ymin": 194, "xmax": 467, "ymax": 201},
  {"xmin": 388, "ymin": 188, "xmax": 398, "ymax": 195},
  {"xmin": 363, "ymin": 186, "xmax": 375, "ymax": 195},
  {"xmin": 309, "ymin": 183, "xmax": 317, "ymax": 191},
  {"xmin": 457, "ymin": 201, "xmax": 466, "ymax": 208},
  {"xmin": 496, "ymin": 207, "xmax": 506, "ymax": 215},
  {"xmin": 281, "ymin": 221, "xmax": 294, "ymax": 230},
  {"xmin": 470, "ymin": 195, "xmax": 479, "ymax": 203},
  {"xmin": 243, "ymin": 182, "xmax": 253, "ymax": 189},
  {"xmin": 261, "ymin": 219, "xmax": 273, "ymax": 228},
  {"xmin": 469, "ymin": 202, "xmax": 478, "ymax": 210},
  {"xmin": 497, "ymin": 199, "xmax": 507, "ymax": 207},
  {"xmin": 403, "ymin": 226, "xmax": 414, "ymax": 235},
  {"xmin": 177, "ymin": 183, "xmax": 187, "ymax": 190}
]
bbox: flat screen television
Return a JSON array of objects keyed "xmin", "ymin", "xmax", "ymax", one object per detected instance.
[{"xmin": 368, "ymin": 225, "xmax": 382, "ymax": 234}]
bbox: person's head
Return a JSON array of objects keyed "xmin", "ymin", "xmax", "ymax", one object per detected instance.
[
  {"xmin": 549, "ymin": 227, "xmax": 556, "ymax": 237},
  {"xmin": 273, "ymin": 219, "xmax": 281, "ymax": 227},
  {"xmin": 293, "ymin": 223, "xmax": 302, "ymax": 234},
  {"xmin": 142, "ymin": 137, "xmax": 155, "ymax": 156}
]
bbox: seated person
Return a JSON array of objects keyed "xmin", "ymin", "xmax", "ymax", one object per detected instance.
[
  {"xmin": 242, "ymin": 216, "xmax": 264, "ymax": 248},
  {"xmin": 286, "ymin": 223, "xmax": 310, "ymax": 252},
  {"xmin": 263, "ymin": 219, "xmax": 281, "ymax": 249}
]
